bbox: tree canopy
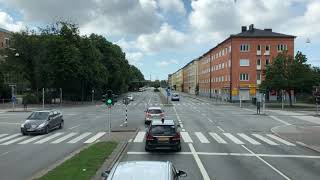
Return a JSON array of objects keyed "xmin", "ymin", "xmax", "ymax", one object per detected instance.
[{"xmin": 0, "ymin": 22, "xmax": 144, "ymax": 101}]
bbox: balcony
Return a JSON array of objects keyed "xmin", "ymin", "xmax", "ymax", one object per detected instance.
[
  {"xmin": 257, "ymin": 65, "xmax": 261, "ymax": 70},
  {"xmin": 257, "ymin": 80, "xmax": 261, "ymax": 85},
  {"xmin": 264, "ymin": 51, "xmax": 270, "ymax": 56},
  {"xmin": 256, "ymin": 50, "xmax": 261, "ymax": 55}
]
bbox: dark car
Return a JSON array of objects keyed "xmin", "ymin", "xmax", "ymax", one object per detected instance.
[
  {"xmin": 145, "ymin": 119, "xmax": 181, "ymax": 151},
  {"xmin": 20, "ymin": 110, "xmax": 64, "ymax": 135},
  {"xmin": 101, "ymin": 161, "xmax": 187, "ymax": 180}
]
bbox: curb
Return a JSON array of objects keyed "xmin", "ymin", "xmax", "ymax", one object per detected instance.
[
  {"xmin": 28, "ymin": 143, "xmax": 92, "ymax": 180},
  {"xmin": 271, "ymin": 125, "xmax": 320, "ymax": 153},
  {"xmin": 91, "ymin": 128, "xmax": 140, "ymax": 180}
]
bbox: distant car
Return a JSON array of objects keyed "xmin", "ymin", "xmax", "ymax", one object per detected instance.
[
  {"xmin": 101, "ymin": 161, "xmax": 187, "ymax": 180},
  {"xmin": 145, "ymin": 107, "xmax": 165, "ymax": 124},
  {"xmin": 127, "ymin": 94, "xmax": 134, "ymax": 101},
  {"xmin": 171, "ymin": 93, "xmax": 180, "ymax": 101},
  {"xmin": 20, "ymin": 110, "xmax": 64, "ymax": 135},
  {"xmin": 145, "ymin": 119, "xmax": 181, "ymax": 151}
]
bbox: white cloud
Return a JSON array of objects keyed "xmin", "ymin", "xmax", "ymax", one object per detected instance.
[
  {"xmin": 126, "ymin": 52, "xmax": 144, "ymax": 66},
  {"xmin": 158, "ymin": 0, "xmax": 186, "ymax": 15},
  {"xmin": 156, "ymin": 59, "xmax": 179, "ymax": 67},
  {"xmin": 136, "ymin": 23, "xmax": 188, "ymax": 53},
  {"xmin": 0, "ymin": 11, "xmax": 24, "ymax": 32}
]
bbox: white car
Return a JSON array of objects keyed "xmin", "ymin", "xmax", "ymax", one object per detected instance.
[
  {"xmin": 171, "ymin": 93, "xmax": 180, "ymax": 101},
  {"xmin": 145, "ymin": 107, "xmax": 165, "ymax": 124}
]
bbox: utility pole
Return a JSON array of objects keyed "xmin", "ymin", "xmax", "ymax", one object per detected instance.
[{"xmin": 91, "ymin": 89, "xmax": 95, "ymax": 104}]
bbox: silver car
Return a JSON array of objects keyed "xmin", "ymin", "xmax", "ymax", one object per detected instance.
[
  {"xmin": 171, "ymin": 93, "xmax": 180, "ymax": 101},
  {"xmin": 102, "ymin": 161, "xmax": 187, "ymax": 180}
]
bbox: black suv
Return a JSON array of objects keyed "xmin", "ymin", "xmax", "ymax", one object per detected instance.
[
  {"xmin": 20, "ymin": 110, "xmax": 64, "ymax": 135},
  {"xmin": 145, "ymin": 119, "xmax": 181, "ymax": 152}
]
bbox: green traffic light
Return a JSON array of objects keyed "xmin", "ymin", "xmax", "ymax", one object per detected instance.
[{"xmin": 107, "ymin": 99, "xmax": 112, "ymax": 104}]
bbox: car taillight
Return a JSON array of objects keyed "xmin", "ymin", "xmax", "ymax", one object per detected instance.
[
  {"xmin": 172, "ymin": 132, "xmax": 181, "ymax": 141},
  {"xmin": 146, "ymin": 132, "xmax": 154, "ymax": 140}
]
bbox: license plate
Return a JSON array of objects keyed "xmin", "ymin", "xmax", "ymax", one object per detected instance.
[{"xmin": 158, "ymin": 137, "xmax": 169, "ymax": 141}]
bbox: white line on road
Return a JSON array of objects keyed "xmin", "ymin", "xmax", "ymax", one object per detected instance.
[
  {"xmin": 237, "ymin": 133, "xmax": 261, "ymax": 145},
  {"xmin": 1, "ymin": 136, "xmax": 28, "ymax": 145},
  {"xmin": 51, "ymin": 132, "xmax": 78, "ymax": 144},
  {"xmin": 266, "ymin": 134, "xmax": 295, "ymax": 146},
  {"xmin": 133, "ymin": 131, "xmax": 146, "ymax": 143},
  {"xmin": 208, "ymin": 119, "xmax": 213, "ymax": 123},
  {"xmin": 209, "ymin": 132, "xmax": 227, "ymax": 144},
  {"xmin": 217, "ymin": 126, "xmax": 225, "ymax": 132},
  {"xmin": 0, "ymin": 150, "xmax": 12, "ymax": 157},
  {"xmin": 0, "ymin": 122, "xmax": 20, "ymax": 125},
  {"xmin": 182, "ymin": 128, "xmax": 186, "ymax": 131},
  {"xmin": 18, "ymin": 135, "xmax": 46, "ymax": 144},
  {"xmin": 252, "ymin": 134, "xmax": 278, "ymax": 145},
  {"xmin": 242, "ymin": 145, "xmax": 291, "ymax": 180},
  {"xmin": 223, "ymin": 133, "xmax": 244, "ymax": 144},
  {"xmin": 181, "ymin": 132, "xmax": 193, "ymax": 143},
  {"xmin": 179, "ymin": 124, "xmax": 184, "ymax": 128},
  {"xmin": 68, "ymin": 124, "xmax": 81, "ymax": 130},
  {"xmin": 34, "ymin": 133, "xmax": 64, "ymax": 144},
  {"xmin": 195, "ymin": 132, "xmax": 210, "ymax": 143},
  {"xmin": 67, "ymin": 132, "xmax": 92, "ymax": 143},
  {"xmin": 0, "ymin": 133, "xmax": 21, "ymax": 143},
  {"xmin": 84, "ymin": 132, "xmax": 106, "ymax": 143},
  {"xmin": 0, "ymin": 134, "xmax": 8, "ymax": 138},
  {"xmin": 188, "ymin": 143, "xmax": 211, "ymax": 180},
  {"xmin": 269, "ymin": 116, "xmax": 291, "ymax": 126}
]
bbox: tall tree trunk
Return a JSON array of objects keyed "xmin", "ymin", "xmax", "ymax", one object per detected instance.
[{"xmin": 288, "ymin": 89, "xmax": 293, "ymax": 107}]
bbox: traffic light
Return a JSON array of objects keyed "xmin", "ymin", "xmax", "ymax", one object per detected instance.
[{"xmin": 106, "ymin": 90, "xmax": 113, "ymax": 105}]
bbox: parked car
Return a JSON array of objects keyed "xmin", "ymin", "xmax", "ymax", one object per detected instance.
[
  {"xmin": 144, "ymin": 107, "xmax": 165, "ymax": 124},
  {"xmin": 145, "ymin": 119, "xmax": 181, "ymax": 151},
  {"xmin": 20, "ymin": 110, "xmax": 64, "ymax": 135},
  {"xmin": 101, "ymin": 161, "xmax": 187, "ymax": 180},
  {"xmin": 171, "ymin": 93, "xmax": 180, "ymax": 101}
]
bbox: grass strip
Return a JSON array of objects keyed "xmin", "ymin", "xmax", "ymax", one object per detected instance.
[{"xmin": 39, "ymin": 141, "xmax": 117, "ymax": 180}]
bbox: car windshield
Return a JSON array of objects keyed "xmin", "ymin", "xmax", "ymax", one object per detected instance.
[
  {"xmin": 151, "ymin": 125, "xmax": 176, "ymax": 136},
  {"xmin": 148, "ymin": 109, "xmax": 162, "ymax": 114},
  {"xmin": 27, "ymin": 112, "xmax": 49, "ymax": 120}
]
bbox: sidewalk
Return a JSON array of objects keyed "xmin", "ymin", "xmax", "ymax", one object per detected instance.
[{"xmin": 272, "ymin": 125, "xmax": 320, "ymax": 153}]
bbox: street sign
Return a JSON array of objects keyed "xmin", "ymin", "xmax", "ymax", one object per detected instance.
[
  {"xmin": 11, "ymin": 96, "xmax": 16, "ymax": 102},
  {"xmin": 167, "ymin": 91, "xmax": 171, "ymax": 96}
]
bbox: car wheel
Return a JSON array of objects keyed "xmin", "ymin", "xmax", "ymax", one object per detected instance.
[
  {"xmin": 59, "ymin": 121, "xmax": 64, "ymax": 129},
  {"xmin": 44, "ymin": 126, "xmax": 49, "ymax": 134}
]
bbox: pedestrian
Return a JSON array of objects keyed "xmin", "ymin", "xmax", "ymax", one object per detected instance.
[
  {"xmin": 23, "ymin": 97, "xmax": 28, "ymax": 111},
  {"xmin": 257, "ymin": 94, "xmax": 261, "ymax": 114}
]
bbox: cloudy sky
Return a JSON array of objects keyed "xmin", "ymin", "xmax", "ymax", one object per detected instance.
[{"xmin": 1, "ymin": 0, "xmax": 320, "ymax": 80}]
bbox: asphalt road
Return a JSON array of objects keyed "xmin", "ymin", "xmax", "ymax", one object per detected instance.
[{"xmin": 1, "ymin": 89, "xmax": 320, "ymax": 180}]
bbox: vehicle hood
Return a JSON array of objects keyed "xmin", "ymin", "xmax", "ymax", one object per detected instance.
[{"xmin": 23, "ymin": 119, "xmax": 46, "ymax": 126}]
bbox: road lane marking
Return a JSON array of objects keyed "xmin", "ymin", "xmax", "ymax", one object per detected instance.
[
  {"xmin": 84, "ymin": 132, "xmax": 106, "ymax": 143},
  {"xmin": 208, "ymin": 119, "xmax": 213, "ymax": 123},
  {"xmin": 67, "ymin": 132, "xmax": 92, "ymax": 143},
  {"xmin": 0, "ymin": 133, "xmax": 20, "ymax": 143},
  {"xmin": 209, "ymin": 132, "xmax": 227, "ymax": 144},
  {"xmin": 181, "ymin": 132, "xmax": 193, "ymax": 143},
  {"xmin": 34, "ymin": 133, "xmax": 64, "ymax": 144},
  {"xmin": 179, "ymin": 124, "xmax": 184, "ymax": 128},
  {"xmin": 133, "ymin": 131, "xmax": 146, "ymax": 142},
  {"xmin": 223, "ymin": 133, "xmax": 244, "ymax": 144},
  {"xmin": 0, "ymin": 122, "xmax": 20, "ymax": 125},
  {"xmin": 188, "ymin": 143, "xmax": 211, "ymax": 180},
  {"xmin": 252, "ymin": 134, "xmax": 278, "ymax": 145},
  {"xmin": 242, "ymin": 145, "xmax": 291, "ymax": 180},
  {"xmin": 237, "ymin": 133, "xmax": 261, "ymax": 145},
  {"xmin": 266, "ymin": 134, "xmax": 295, "ymax": 146},
  {"xmin": 269, "ymin": 116, "xmax": 291, "ymax": 125},
  {"xmin": 182, "ymin": 128, "xmax": 186, "ymax": 131},
  {"xmin": 217, "ymin": 126, "xmax": 225, "ymax": 132},
  {"xmin": 195, "ymin": 132, "xmax": 210, "ymax": 143},
  {"xmin": 128, "ymin": 138, "xmax": 132, "ymax": 143},
  {"xmin": 68, "ymin": 124, "xmax": 81, "ymax": 130},
  {"xmin": 0, "ymin": 134, "xmax": 8, "ymax": 138},
  {"xmin": 1, "ymin": 136, "xmax": 28, "ymax": 145},
  {"xmin": 18, "ymin": 135, "xmax": 46, "ymax": 144},
  {"xmin": 51, "ymin": 132, "xmax": 78, "ymax": 144}
]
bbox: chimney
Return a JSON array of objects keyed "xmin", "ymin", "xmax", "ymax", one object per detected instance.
[
  {"xmin": 249, "ymin": 24, "xmax": 254, "ymax": 31},
  {"xmin": 264, "ymin": 28, "xmax": 272, "ymax": 32},
  {"xmin": 241, "ymin": 26, "xmax": 247, "ymax": 32}
]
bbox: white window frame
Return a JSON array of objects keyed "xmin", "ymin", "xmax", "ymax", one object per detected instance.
[{"xmin": 240, "ymin": 59, "xmax": 250, "ymax": 67}]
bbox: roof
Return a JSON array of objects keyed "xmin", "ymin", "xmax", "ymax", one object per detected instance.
[
  {"xmin": 152, "ymin": 119, "xmax": 175, "ymax": 126},
  {"xmin": 231, "ymin": 28, "xmax": 296, "ymax": 38},
  {"xmin": 0, "ymin": 27, "xmax": 11, "ymax": 34},
  {"xmin": 148, "ymin": 106, "xmax": 162, "ymax": 110},
  {"xmin": 110, "ymin": 161, "xmax": 170, "ymax": 180}
]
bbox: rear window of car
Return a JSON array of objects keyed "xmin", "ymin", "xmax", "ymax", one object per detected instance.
[
  {"xmin": 148, "ymin": 109, "xmax": 162, "ymax": 114},
  {"xmin": 151, "ymin": 125, "xmax": 176, "ymax": 135},
  {"xmin": 173, "ymin": 94, "xmax": 179, "ymax": 97}
]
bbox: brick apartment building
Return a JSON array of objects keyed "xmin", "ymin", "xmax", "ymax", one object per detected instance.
[
  {"xmin": 197, "ymin": 24, "xmax": 295, "ymax": 101},
  {"xmin": 0, "ymin": 27, "xmax": 11, "ymax": 49}
]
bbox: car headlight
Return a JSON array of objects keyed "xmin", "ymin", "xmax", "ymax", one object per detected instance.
[
  {"xmin": 21, "ymin": 123, "xmax": 25, "ymax": 128},
  {"xmin": 37, "ymin": 122, "xmax": 47, "ymax": 129}
]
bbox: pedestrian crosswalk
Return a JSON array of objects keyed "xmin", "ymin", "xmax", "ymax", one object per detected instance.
[
  {"xmin": 132, "ymin": 131, "xmax": 296, "ymax": 147},
  {"xmin": 0, "ymin": 131, "xmax": 107, "ymax": 145}
]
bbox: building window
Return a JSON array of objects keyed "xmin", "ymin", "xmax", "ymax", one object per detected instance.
[
  {"xmin": 222, "ymin": 49, "xmax": 224, "ymax": 56},
  {"xmin": 257, "ymin": 59, "xmax": 261, "ymax": 66},
  {"xmin": 222, "ymin": 63, "xmax": 224, "ymax": 69},
  {"xmin": 266, "ymin": 59, "xmax": 270, "ymax": 65},
  {"xmin": 257, "ymin": 71, "xmax": 261, "ymax": 80},
  {"xmin": 240, "ymin": 59, "xmax": 250, "ymax": 66},
  {"xmin": 240, "ymin": 44, "xmax": 250, "ymax": 52},
  {"xmin": 229, "ymin": 46, "xmax": 232, "ymax": 53},
  {"xmin": 266, "ymin": 45, "xmax": 270, "ymax": 51},
  {"xmin": 228, "ymin": 60, "xmax": 231, "ymax": 67},
  {"xmin": 277, "ymin": 44, "xmax": 288, "ymax": 51},
  {"xmin": 222, "ymin": 76, "xmax": 224, "ymax": 82},
  {"xmin": 257, "ymin": 44, "xmax": 261, "ymax": 51},
  {"xmin": 240, "ymin": 73, "xmax": 249, "ymax": 81}
]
